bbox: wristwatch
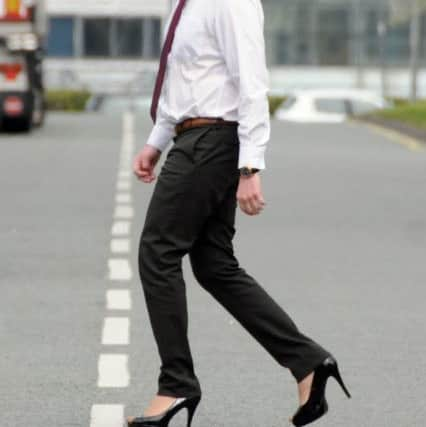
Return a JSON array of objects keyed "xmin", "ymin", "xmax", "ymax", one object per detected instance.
[{"xmin": 239, "ymin": 167, "xmax": 259, "ymax": 178}]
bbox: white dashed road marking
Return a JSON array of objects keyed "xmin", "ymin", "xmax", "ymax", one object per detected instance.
[
  {"xmin": 111, "ymin": 221, "xmax": 131, "ymax": 237},
  {"xmin": 97, "ymin": 354, "xmax": 130, "ymax": 388},
  {"xmin": 92, "ymin": 112, "xmax": 136, "ymax": 424},
  {"xmin": 114, "ymin": 205, "xmax": 134, "ymax": 220},
  {"xmin": 116, "ymin": 193, "xmax": 132, "ymax": 204},
  {"xmin": 117, "ymin": 180, "xmax": 131, "ymax": 191},
  {"xmin": 110, "ymin": 238, "xmax": 131, "ymax": 254},
  {"xmin": 108, "ymin": 258, "xmax": 133, "ymax": 281},
  {"xmin": 119, "ymin": 170, "xmax": 132, "ymax": 179},
  {"xmin": 106, "ymin": 290, "xmax": 132, "ymax": 311},
  {"xmin": 102, "ymin": 317, "xmax": 130, "ymax": 345},
  {"xmin": 90, "ymin": 404, "xmax": 125, "ymax": 427}
]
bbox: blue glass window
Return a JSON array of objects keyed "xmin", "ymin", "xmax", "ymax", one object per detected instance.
[{"xmin": 47, "ymin": 18, "xmax": 74, "ymax": 57}]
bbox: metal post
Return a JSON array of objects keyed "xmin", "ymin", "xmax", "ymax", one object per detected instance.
[
  {"xmin": 378, "ymin": 16, "xmax": 388, "ymax": 98},
  {"xmin": 409, "ymin": 0, "xmax": 421, "ymax": 101},
  {"xmin": 354, "ymin": 0, "xmax": 365, "ymax": 88},
  {"xmin": 310, "ymin": 0, "xmax": 319, "ymax": 65}
]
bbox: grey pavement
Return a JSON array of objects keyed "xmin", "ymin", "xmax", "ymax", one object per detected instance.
[{"xmin": 1, "ymin": 113, "xmax": 425, "ymax": 427}]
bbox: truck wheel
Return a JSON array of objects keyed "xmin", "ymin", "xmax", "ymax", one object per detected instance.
[
  {"xmin": 19, "ymin": 116, "xmax": 32, "ymax": 132},
  {"xmin": 3, "ymin": 116, "xmax": 32, "ymax": 132}
]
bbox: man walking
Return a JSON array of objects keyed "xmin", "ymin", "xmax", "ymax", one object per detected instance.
[{"xmin": 128, "ymin": 1, "xmax": 350, "ymax": 426}]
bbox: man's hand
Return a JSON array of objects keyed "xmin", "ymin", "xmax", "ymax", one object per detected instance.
[
  {"xmin": 133, "ymin": 145, "xmax": 162, "ymax": 184},
  {"xmin": 236, "ymin": 173, "xmax": 266, "ymax": 216}
]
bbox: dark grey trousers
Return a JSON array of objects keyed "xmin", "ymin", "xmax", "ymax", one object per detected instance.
[{"xmin": 138, "ymin": 124, "xmax": 330, "ymax": 398}]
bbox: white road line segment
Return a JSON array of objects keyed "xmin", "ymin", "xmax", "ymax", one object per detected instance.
[
  {"xmin": 102, "ymin": 317, "xmax": 130, "ymax": 345},
  {"xmin": 97, "ymin": 354, "xmax": 130, "ymax": 388},
  {"xmin": 90, "ymin": 405, "xmax": 125, "ymax": 427},
  {"xmin": 106, "ymin": 289, "xmax": 132, "ymax": 310},
  {"xmin": 111, "ymin": 221, "xmax": 131, "ymax": 236},
  {"xmin": 108, "ymin": 258, "xmax": 132, "ymax": 281},
  {"xmin": 110, "ymin": 238, "xmax": 131, "ymax": 254},
  {"xmin": 117, "ymin": 180, "xmax": 131, "ymax": 191},
  {"xmin": 115, "ymin": 193, "xmax": 132, "ymax": 204},
  {"xmin": 114, "ymin": 205, "xmax": 134, "ymax": 220}
]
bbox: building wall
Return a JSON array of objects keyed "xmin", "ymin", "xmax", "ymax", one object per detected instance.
[
  {"xmin": 44, "ymin": 0, "xmax": 425, "ymax": 97},
  {"xmin": 44, "ymin": 0, "xmax": 170, "ymax": 92},
  {"xmin": 45, "ymin": 0, "xmax": 169, "ymax": 59},
  {"xmin": 262, "ymin": 0, "xmax": 426, "ymax": 67},
  {"xmin": 46, "ymin": 0, "xmax": 169, "ymax": 17}
]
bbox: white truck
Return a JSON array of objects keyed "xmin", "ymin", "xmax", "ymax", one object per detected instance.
[{"xmin": 0, "ymin": 0, "xmax": 46, "ymax": 131}]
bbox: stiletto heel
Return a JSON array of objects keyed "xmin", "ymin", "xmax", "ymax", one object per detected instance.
[
  {"xmin": 291, "ymin": 356, "xmax": 350, "ymax": 426},
  {"xmin": 186, "ymin": 399, "xmax": 198, "ymax": 427},
  {"xmin": 127, "ymin": 395, "xmax": 201, "ymax": 427},
  {"xmin": 330, "ymin": 363, "xmax": 351, "ymax": 398}
]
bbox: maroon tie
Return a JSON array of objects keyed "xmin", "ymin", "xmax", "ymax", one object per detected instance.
[{"xmin": 150, "ymin": 0, "xmax": 187, "ymax": 123}]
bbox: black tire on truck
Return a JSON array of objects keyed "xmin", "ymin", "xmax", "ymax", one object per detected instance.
[
  {"xmin": 18, "ymin": 115, "xmax": 33, "ymax": 132},
  {"xmin": 2, "ymin": 115, "xmax": 32, "ymax": 132},
  {"xmin": 1, "ymin": 91, "xmax": 34, "ymax": 132}
]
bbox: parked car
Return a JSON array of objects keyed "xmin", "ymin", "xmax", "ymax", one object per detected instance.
[
  {"xmin": 85, "ymin": 94, "xmax": 151, "ymax": 114},
  {"xmin": 275, "ymin": 89, "xmax": 391, "ymax": 123}
]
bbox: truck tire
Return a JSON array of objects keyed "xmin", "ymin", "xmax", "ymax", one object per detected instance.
[
  {"xmin": 3, "ymin": 116, "xmax": 32, "ymax": 132},
  {"xmin": 19, "ymin": 115, "xmax": 32, "ymax": 132}
]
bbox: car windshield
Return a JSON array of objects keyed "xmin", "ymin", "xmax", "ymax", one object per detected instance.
[
  {"xmin": 315, "ymin": 98, "xmax": 347, "ymax": 114},
  {"xmin": 349, "ymin": 99, "xmax": 379, "ymax": 115}
]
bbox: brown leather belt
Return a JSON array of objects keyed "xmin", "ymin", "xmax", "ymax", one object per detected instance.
[{"xmin": 175, "ymin": 117, "xmax": 238, "ymax": 136}]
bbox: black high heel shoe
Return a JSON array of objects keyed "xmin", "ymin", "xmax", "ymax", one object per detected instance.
[
  {"xmin": 127, "ymin": 395, "xmax": 201, "ymax": 427},
  {"xmin": 291, "ymin": 356, "xmax": 351, "ymax": 426}
]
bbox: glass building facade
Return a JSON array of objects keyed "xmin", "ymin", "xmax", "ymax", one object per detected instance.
[
  {"xmin": 45, "ymin": 0, "xmax": 425, "ymax": 67},
  {"xmin": 262, "ymin": 0, "xmax": 426, "ymax": 67},
  {"xmin": 46, "ymin": 16, "xmax": 162, "ymax": 59}
]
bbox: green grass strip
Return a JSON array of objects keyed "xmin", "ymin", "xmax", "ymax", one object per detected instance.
[{"xmin": 373, "ymin": 100, "xmax": 426, "ymax": 130}]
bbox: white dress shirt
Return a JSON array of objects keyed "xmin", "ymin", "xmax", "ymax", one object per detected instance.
[{"xmin": 146, "ymin": 0, "xmax": 271, "ymax": 170}]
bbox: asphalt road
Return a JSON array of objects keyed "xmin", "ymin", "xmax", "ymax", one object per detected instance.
[{"xmin": 1, "ymin": 113, "xmax": 425, "ymax": 427}]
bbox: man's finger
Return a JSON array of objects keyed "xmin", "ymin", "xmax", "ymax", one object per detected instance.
[
  {"xmin": 237, "ymin": 199, "xmax": 245, "ymax": 214},
  {"xmin": 141, "ymin": 159, "xmax": 152, "ymax": 171},
  {"xmin": 134, "ymin": 163, "xmax": 153, "ymax": 178},
  {"xmin": 252, "ymin": 195, "xmax": 266, "ymax": 214},
  {"xmin": 133, "ymin": 158, "xmax": 142, "ymax": 173},
  {"xmin": 254, "ymin": 193, "xmax": 266, "ymax": 206},
  {"xmin": 135, "ymin": 171, "xmax": 148, "ymax": 179},
  {"xmin": 140, "ymin": 172, "xmax": 156, "ymax": 184},
  {"xmin": 241, "ymin": 200, "xmax": 255, "ymax": 216},
  {"xmin": 256, "ymin": 199, "xmax": 265, "ymax": 212},
  {"xmin": 247, "ymin": 198, "xmax": 258, "ymax": 215}
]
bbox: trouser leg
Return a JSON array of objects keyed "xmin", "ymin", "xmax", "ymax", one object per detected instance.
[
  {"xmin": 189, "ymin": 183, "xmax": 331, "ymax": 383},
  {"xmin": 138, "ymin": 126, "xmax": 237, "ymax": 397}
]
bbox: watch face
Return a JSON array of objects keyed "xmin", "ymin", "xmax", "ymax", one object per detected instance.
[{"xmin": 240, "ymin": 167, "xmax": 258, "ymax": 177}]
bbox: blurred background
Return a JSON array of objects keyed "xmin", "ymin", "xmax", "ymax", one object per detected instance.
[
  {"xmin": 1, "ymin": 2, "xmax": 425, "ymax": 427},
  {"xmin": 41, "ymin": 0, "xmax": 426, "ymax": 97},
  {"xmin": 46, "ymin": 0, "xmax": 426, "ymax": 99},
  {"xmin": 2, "ymin": 0, "xmax": 426, "ymax": 129}
]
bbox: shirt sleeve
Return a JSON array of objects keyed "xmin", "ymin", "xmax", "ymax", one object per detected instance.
[
  {"xmin": 214, "ymin": 0, "xmax": 271, "ymax": 170},
  {"xmin": 145, "ymin": 98, "xmax": 176, "ymax": 152}
]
